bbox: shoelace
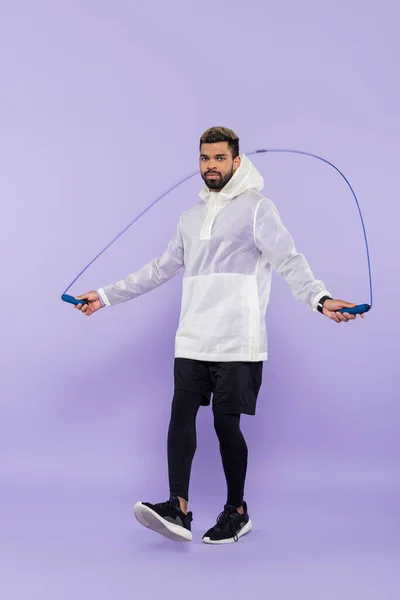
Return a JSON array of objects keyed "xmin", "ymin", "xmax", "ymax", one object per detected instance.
[{"xmin": 216, "ymin": 508, "xmax": 239, "ymax": 542}]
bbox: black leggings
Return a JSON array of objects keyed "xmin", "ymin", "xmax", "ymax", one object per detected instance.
[{"xmin": 167, "ymin": 389, "xmax": 248, "ymax": 507}]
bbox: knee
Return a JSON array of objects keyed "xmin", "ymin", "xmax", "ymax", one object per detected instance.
[
  {"xmin": 170, "ymin": 390, "xmax": 201, "ymax": 427},
  {"xmin": 213, "ymin": 411, "xmax": 240, "ymax": 440},
  {"xmin": 170, "ymin": 390, "xmax": 186, "ymax": 420}
]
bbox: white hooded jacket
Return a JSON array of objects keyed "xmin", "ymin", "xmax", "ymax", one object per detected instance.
[{"xmin": 97, "ymin": 153, "xmax": 331, "ymax": 361}]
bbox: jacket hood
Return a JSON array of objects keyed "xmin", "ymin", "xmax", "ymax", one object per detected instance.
[{"xmin": 199, "ymin": 152, "xmax": 264, "ymax": 202}]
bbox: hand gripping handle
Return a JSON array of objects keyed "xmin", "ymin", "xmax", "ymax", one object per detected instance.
[
  {"xmin": 61, "ymin": 294, "xmax": 88, "ymax": 306},
  {"xmin": 337, "ymin": 303, "xmax": 370, "ymax": 315}
]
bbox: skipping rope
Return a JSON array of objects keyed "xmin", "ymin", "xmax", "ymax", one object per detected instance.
[{"xmin": 61, "ymin": 148, "xmax": 372, "ymax": 316}]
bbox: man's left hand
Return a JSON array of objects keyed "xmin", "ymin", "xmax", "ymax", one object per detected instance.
[{"xmin": 322, "ymin": 299, "xmax": 366, "ymax": 323}]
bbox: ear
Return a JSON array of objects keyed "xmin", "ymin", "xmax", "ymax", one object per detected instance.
[{"xmin": 233, "ymin": 155, "xmax": 241, "ymax": 171}]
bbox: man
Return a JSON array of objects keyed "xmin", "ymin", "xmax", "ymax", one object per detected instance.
[{"xmin": 74, "ymin": 126, "xmax": 364, "ymax": 545}]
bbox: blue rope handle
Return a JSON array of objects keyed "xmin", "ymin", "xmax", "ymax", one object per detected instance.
[{"xmin": 62, "ymin": 148, "xmax": 372, "ymax": 314}]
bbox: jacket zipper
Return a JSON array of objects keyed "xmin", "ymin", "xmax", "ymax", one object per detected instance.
[{"xmin": 200, "ymin": 196, "xmax": 219, "ymax": 240}]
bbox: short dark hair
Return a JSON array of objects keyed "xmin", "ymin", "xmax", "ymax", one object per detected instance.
[{"xmin": 199, "ymin": 126, "xmax": 239, "ymax": 159}]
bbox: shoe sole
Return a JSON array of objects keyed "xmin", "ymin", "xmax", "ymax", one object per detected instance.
[
  {"xmin": 134, "ymin": 502, "xmax": 193, "ymax": 542},
  {"xmin": 202, "ymin": 519, "xmax": 252, "ymax": 544}
]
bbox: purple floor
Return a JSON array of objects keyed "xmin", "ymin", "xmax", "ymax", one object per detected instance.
[{"xmin": 2, "ymin": 452, "xmax": 398, "ymax": 600}]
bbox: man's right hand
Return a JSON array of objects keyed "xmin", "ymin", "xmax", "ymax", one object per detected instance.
[{"xmin": 74, "ymin": 291, "xmax": 102, "ymax": 316}]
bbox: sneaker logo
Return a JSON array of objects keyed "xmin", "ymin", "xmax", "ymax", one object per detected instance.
[{"xmin": 165, "ymin": 516, "xmax": 184, "ymax": 527}]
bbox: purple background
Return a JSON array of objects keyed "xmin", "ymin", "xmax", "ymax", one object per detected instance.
[{"xmin": 1, "ymin": 1, "xmax": 399, "ymax": 598}]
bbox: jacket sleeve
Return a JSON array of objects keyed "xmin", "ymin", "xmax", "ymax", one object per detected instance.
[
  {"xmin": 254, "ymin": 197, "xmax": 332, "ymax": 313},
  {"xmin": 96, "ymin": 216, "xmax": 185, "ymax": 308}
]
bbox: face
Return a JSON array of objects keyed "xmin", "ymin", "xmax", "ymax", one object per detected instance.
[{"xmin": 200, "ymin": 141, "xmax": 241, "ymax": 191}]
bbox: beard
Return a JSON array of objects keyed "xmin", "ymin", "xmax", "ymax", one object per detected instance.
[{"xmin": 202, "ymin": 165, "xmax": 234, "ymax": 191}]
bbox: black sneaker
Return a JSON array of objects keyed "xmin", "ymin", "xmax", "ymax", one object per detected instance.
[
  {"xmin": 202, "ymin": 501, "xmax": 252, "ymax": 544},
  {"xmin": 134, "ymin": 496, "xmax": 193, "ymax": 542}
]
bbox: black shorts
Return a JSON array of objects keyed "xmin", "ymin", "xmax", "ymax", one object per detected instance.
[{"xmin": 173, "ymin": 357, "xmax": 263, "ymax": 415}]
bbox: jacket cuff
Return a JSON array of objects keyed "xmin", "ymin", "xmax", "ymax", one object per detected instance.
[
  {"xmin": 97, "ymin": 288, "xmax": 110, "ymax": 308},
  {"xmin": 311, "ymin": 290, "xmax": 332, "ymax": 313}
]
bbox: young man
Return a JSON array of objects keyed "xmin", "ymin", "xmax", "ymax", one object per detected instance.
[{"xmin": 74, "ymin": 126, "xmax": 364, "ymax": 544}]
